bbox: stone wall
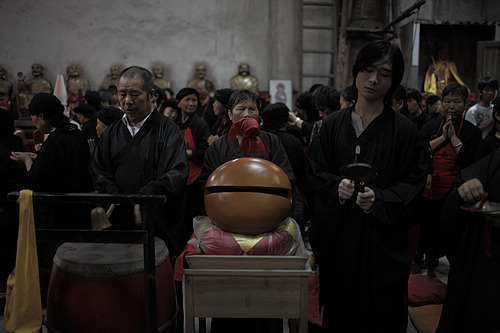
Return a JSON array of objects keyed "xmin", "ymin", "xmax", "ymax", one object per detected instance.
[{"xmin": 0, "ymin": 0, "xmax": 299, "ymax": 94}]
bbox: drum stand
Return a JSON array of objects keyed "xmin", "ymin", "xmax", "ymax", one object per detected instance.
[{"xmin": 7, "ymin": 192, "xmax": 166, "ymax": 333}]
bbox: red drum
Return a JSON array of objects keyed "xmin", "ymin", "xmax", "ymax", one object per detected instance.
[{"xmin": 46, "ymin": 238, "xmax": 177, "ymax": 333}]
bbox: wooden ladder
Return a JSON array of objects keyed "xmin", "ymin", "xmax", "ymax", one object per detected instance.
[{"xmin": 298, "ymin": 0, "xmax": 339, "ymax": 92}]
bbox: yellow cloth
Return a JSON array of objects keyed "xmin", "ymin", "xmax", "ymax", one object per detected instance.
[
  {"xmin": 3, "ymin": 190, "xmax": 42, "ymax": 333},
  {"xmin": 424, "ymin": 60, "xmax": 466, "ymax": 96}
]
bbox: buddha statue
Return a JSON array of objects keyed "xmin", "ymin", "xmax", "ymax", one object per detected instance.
[
  {"xmin": 230, "ymin": 63, "xmax": 259, "ymax": 94},
  {"xmin": 152, "ymin": 64, "xmax": 172, "ymax": 90},
  {"xmin": 99, "ymin": 65, "xmax": 121, "ymax": 91},
  {"xmin": 65, "ymin": 64, "xmax": 91, "ymax": 106},
  {"xmin": 0, "ymin": 66, "xmax": 13, "ymax": 103},
  {"xmin": 424, "ymin": 40, "xmax": 466, "ymax": 97},
  {"xmin": 187, "ymin": 64, "xmax": 215, "ymax": 91},
  {"xmin": 17, "ymin": 63, "xmax": 53, "ymax": 111}
]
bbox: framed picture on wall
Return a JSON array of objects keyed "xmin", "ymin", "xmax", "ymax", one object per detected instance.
[{"xmin": 269, "ymin": 80, "xmax": 293, "ymax": 111}]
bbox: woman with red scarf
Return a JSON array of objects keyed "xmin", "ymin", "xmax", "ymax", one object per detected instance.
[
  {"xmin": 199, "ymin": 89, "xmax": 294, "ymax": 333},
  {"xmin": 418, "ymin": 83, "xmax": 482, "ymax": 276},
  {"xmin": 176, "ymin": 88, "xmax": 210, "ymax": 236},
  {"xmin": 200, "ymin": 89, "xmax": 294, "ymax": 186}
]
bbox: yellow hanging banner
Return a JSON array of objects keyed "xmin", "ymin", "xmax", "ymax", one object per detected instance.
[{"xmin": 4, "ymin": 190, "xmax": 42, "ymax": 333}]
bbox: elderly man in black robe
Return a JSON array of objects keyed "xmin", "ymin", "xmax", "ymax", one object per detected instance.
[
  {"xmin": 91, "ymin": 66, "xmax": 188, "ymax": 257},
  {"xmin": 307, "ymin": 40, "xmax": 428, "ymax": 332}
]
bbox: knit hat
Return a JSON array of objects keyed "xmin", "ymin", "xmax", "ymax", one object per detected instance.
[
  {"xmin": 214, "ymin": 89, "xmax": 234, "ymax": 107},
  {"xmin": 84, "ymin": 90, "xmax": 102, "ymax": 109},
  {"xmin": 28, "ymin": 92, "xmax": 64, "ymax": 116},
  {"xmin": 97, "ymin": 106, "xmax": 124, "ymax": 126},
  {"xmin": 74, "ymin": 104, "xmax": 96, "ymax": 118},
  {"xmin": 176, "ymin": 87, "xmax": 199, "ymax": 103}
]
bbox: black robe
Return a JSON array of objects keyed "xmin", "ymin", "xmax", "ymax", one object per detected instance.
[
  {"xmin": 475, "ymin": 134, "xmax": 500, "ymax": 161},
  {"xmin": 91, "ymin": 109, "xmax": 189, "ymax": 256},
  {"xmin": 307, "ymin": 105, "xmax": 428, "ymax": 332},
  {"xmin": 437, "ymin": 151, "xmax": 500, "ymax": 333},
  {"xmin": 199, "ymin": 130, "xmax": 295, "ymax": 186}
]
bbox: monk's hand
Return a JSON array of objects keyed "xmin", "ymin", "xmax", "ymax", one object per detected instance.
[
  {"xmin": 356, "ymin": 187, "xmax": 375, "ymax": 211},
  {"xmin": 458, "ymin": 178, "xmax": 484, "ymax": 203},
  {"xmin": 338, "ymin": 178, "xmax": 355, "ymax": 200}
]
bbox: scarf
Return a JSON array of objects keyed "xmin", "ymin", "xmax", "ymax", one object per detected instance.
[{"xmin": 228, "ymin": 117, "xmax": 265, "ymax": 156}]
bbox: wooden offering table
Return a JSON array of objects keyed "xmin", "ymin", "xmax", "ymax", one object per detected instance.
[{"xmin": 183, "ymin": 239, "xmax": 311, "ymax": 333}]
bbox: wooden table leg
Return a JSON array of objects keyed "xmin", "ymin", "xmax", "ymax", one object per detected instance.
[{"xmin": 184, "ymin": 277, "xmax": 195, "ymax": 333}]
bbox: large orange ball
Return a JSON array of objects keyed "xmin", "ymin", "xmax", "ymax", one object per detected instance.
[{"xmin": 204, "ymin": 157, "xmax": 292, "ymax": 235}]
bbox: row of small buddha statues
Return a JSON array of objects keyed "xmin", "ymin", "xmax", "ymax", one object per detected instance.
[{"xmin": 0, "ymin": 62, "xmax": 259, "ymax": 112}]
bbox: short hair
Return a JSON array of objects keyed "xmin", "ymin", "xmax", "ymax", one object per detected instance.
[
  {"xmin": 478, "ymin": 76, "xmax": 498, "ymax": 91},
  {"xmin": 309, "ymin": 83, "xmax": 324, "ymax": 93},
  {"xmin": 228, "ymin": 89, "xmax": 262, "ymax": 111},
  {"xmin": 153, "ymin": 85, "xmax": 167, "ymax": 104},
  {"xmin": 260, "ymin": 103, "xmax": 290, "ymax": 133},
  {"xmin": 295, "ymin": 92, "xmax": 320, "ymax": 123},
  {"xmin": 164, "ymin": 98, "xmax": 179, "ymax": 110},
  {"xmin": 352, "ymin": 39, "xmax": 404, "ymax": 105},
  {"xmin": 406, "ymin": 88, "xmax": 422, "ymax": 106},
  {"xmin": 426, "ymin": 95, "xmax": 441, "ymax": 106},
  {"xmin": 442, "ymin": 83, "xmax": 469, "ymax": 103},
  {"xmin": 99, "ymin": 91, "xmax": 113, "ymax": 103},
  {"xmin": 107, "ymin": 85, "xmax": 118, "ymax": 94},
  {"xmin": 118, "ymin": 66, "xmax": 154, "ymax": 93},
  {"xmin": 313, "ymin": 86, "xmax": 341, "ymax": 111},
  {"xmin": 341, "ymin": 85, "xmax": 354, "ymax": 103},
  {"xmin": 425, "ymin": 95, "xmax": 441, "ymax": 114},
  {"xmin": 391, "ymin": 85, "xmax": 409, "ymax": 116}
]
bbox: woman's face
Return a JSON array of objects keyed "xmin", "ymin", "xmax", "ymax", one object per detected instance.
[
  {"xmin": 163, "ymin": 107, "xmax": 177, "ymax": 120},
  {"xmin": 213, "ymin": 99, "xmax": 225, "ymax": 116},
  {"xmin": 177, "ymin": 94, "xmax": 198, "ymax": 114},
  {"xmin": 31, "ymin": 114, "xmax": 52, "ymax": 134},
  {"xmin": 228, "ymin": 99, "xmax": 259, "ymax": 123},
  {"xmin": 407, "ymin": 98, "xmax": 420, "ymax": 116},
  {"xmin": 428, "ymin": 100, "xmax": 442, "ymax": 114},
  {"xmin": 442, "ymin": 92, "xmax": 465, "ymax": 121}
]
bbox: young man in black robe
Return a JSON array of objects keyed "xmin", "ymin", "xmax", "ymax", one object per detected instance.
[
  {"xmin": 91, "ymin": 66, "xmax": 189, "ymax": 257},
  {"xmin": 437, "ymin": 150, "xmax": 500, "ymax": 333},
  {"xmin": 307, "ymin": 40, "xmax": 428, "ymax": 332}
]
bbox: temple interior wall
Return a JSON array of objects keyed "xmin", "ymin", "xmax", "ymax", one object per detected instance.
[{"xmin": 0, "ymin": 0, "xmax": 299, "ymax": 94}]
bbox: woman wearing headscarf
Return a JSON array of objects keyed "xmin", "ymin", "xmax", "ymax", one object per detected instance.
[
  {"xmin": 11, "ymin": 93, "xmax": 93, "ymax": 201},
  {"xmin": 175, "ymin": 88, "xmax": 210, "ymax": 236}
]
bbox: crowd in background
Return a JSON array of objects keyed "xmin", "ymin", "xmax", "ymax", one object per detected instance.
[{"xmin": 1, "ymin": 39, "xmax": 499, "ymax": 332}]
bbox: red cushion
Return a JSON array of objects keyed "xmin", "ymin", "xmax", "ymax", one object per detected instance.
[
  {"xmin": 407, "ymin": 274, "xmax": 447, "ymax": 306},
  {"xmin": 195, "ymin": 217, "xmax": 298, "ymax": 256}
]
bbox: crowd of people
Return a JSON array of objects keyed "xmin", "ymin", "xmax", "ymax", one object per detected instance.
[{"xmin": 0, "ymin": 39, "xmax": 499, "ymax": 332}]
